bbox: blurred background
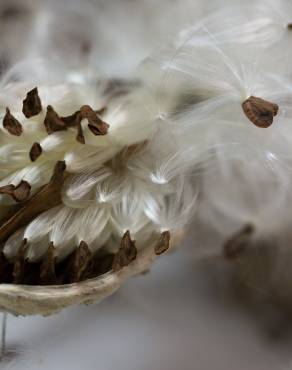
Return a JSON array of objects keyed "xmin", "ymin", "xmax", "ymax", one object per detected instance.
[{"xmin": 1, "ymin": 0, "xmax": 292, "ymax": 369}]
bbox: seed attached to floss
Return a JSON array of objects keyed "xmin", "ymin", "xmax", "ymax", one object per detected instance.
[
  {"xmin": 0, "ymin": 161, "xmax": 66, "ymax": 245},
  {"xmin": 80, "ymin": 105, "xmax": 109, "ymax": 136},
  {"xmin": 0, "ymin": 180, "xmax": 31, "ymax": 203},
  {"xmin": 44, "ymin": 105, "xmax": 67, "ymax": 134},
  {"xmin": 29, "ymin": 142, "xmax": 43, "ymax": 162},
  {"xmin": 64, "ymin": 241, "xmax": 93, "ymax": 283},
  {"xmin": 22, "ymin": 87, "xmax": 42, "ymax": 118},
  {"xmin": 40, "ymin": 242, "xmax": 58, "ymax": 285},
  {"xmin": 155, "ymin": 231, "xmax": 171, "ymax": 255},
  {"xmin": 3, "ymin": 107, "xmax": 23, "ymax": 136},
  {"xmin": 223, "ymin": 224, "xmax": 255, "ymax": 259},
  {"xmin": 12, "ymin": 239, "xmax": 28, "ymax": 284},
  {"xmin": 112, "ymin": 231, "xmax": 137, "ymax": 272},
  {"xmin": 242, "ymin": 96, "xmax": 279, "ymax": 128}
]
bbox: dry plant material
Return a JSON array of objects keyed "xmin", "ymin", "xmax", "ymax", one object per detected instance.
[
  {"xmin": 40, "ymin": 243, "xmax": 58, "ymax": 285},
  {"xmin": 12, "ymin": 239, "xmax": 27, "ymax": 284},
  {"xmin": 80, "ymin": 105, "xmax": 109, "ymax": 135},
  {"xmin": 63, "ymin": 241, "xmax": 93, "ymax": 283},
  {"xmin": 29, "ymin": 142, "xmax": 43, "ymax": 162},
  {"xmin": 242, "ymin": 96, "xmax": 278, "ymax": 128},
  {"xmin": 0, "ymin": 180, "xmax": 31, "ymax": 203},
  {"xmin": 22, "ymin": 88, "xmax": 42, "ymax": 118},
  {"xmin": 0, "ymin": 161, "xmax": 66, "ymax": 244},
  {"xmin": 112, "ymin": 231, "xmax": 137, "ymax": 271},
  {"xmin": 3, "ymin": 108, "xmax": 22, "ymax": 136},
  {"xmin": 223, "ymin": 224, "xmax": 254, "ymax": 259},
  {"xmin": 44, "ymin": 105, "xmax": 67, "ymax": 134},
  {"xmin": 61, "ymin": 110, "xmax": 85, "ymax": 144},
  {"xmin": 155, "ymin": 231, "xmax": 171, "ymax": 255}
]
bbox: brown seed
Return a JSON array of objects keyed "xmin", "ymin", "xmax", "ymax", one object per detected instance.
[
  {"xmin": 12, "ymin": 180, "xmax": 31, "ymax": 202},
  {"xmin": 29, "ymin": 142, "xmax": 42, "ymax": 162},
  {"xmin": 61, "ymin": 110, "xmax": 85, "ymax": 144},
  {"xmin": 242, "ymin": 96, "xmax": 278, "ymax": 128},
  {"xmin": 22, "ymin": 87, "xmax": 42, "ymax": 118},
  {"xmin": 223, "ymin": 224, "xmax": 254, "ymax": 260},
  {"xmin": 80, "ymin": 105, "xmax": 109, "ymax": 135},
  {"xmin": 44, "ymin": 105, "xmax": 67, "ymax": 134},
  {"xmin": 0, "ymin": 180, "xmax": 31, "ymax": 203},
  {"xmin": 40, "ymin": 242, "xmax": 58, "ymax": 285},
  {"xmin": 287, "ymin": 23, "xmax": 292, "ymax": 30},
  {"xmin": 112, "ymin": 231, "xmax": 137, "ymax": 272},
  {"xmin": 61, "ymin": 110, "xmax": 82, "ymax": 128},
  {"xmin": 3, "ymin": 107, "xmax": 22, "ymax": 136},
  {"xmin": 12, "ymin": 239, "xmax": 28, "ymax": 284},
  {"xmin": 0, "ymin": 161, "xmax": 66, "ymax": 244},
  {"xmin": 154, "ymin": 231, "xmax": 171, "ymax": 255},
  {"xmin": 66, "ymin": 241, "xmax": 93, "ymax": 283}
]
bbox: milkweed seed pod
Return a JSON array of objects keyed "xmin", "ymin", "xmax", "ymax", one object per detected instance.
[{"xmin": 0, "ymin": 71, "xmax": 196, "ymax": 316}]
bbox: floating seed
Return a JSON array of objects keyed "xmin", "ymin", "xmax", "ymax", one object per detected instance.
[
  {"xmin": 80, "ymin": 105, "xmax": 109, "ymax": 135},
  {"xmin": 112, "ymin": 231, "xmax": 137, "ymax": 272},
  {"xmin": 29, "ymin": 142, "xmax": 42, "ymax": 162},
  {"xmin": 44, "ymin": 105, "xmax": 67, "ymax": 134},
  {"xmin": 3, "ymin": 107, "xmax": 22, "ymax": 136},
  {"xmin": 155, "ymin": 231, "xmax": 171, "ymax": 255},
  {"xmin": 223, "ymin": 224, "xmax": 254, "ymax": 259},
  {"xmin": 22, "ymin": 87, "xmax": 42, "ymax": 118},
  {"xmin": 242, "ymin": 96, "xmax": 278, "ymax": 128}
]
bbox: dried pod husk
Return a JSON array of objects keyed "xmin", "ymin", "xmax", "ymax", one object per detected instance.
[{"xmin": 0, "ymin": 231, "xmax": 183, "ymax": 316}]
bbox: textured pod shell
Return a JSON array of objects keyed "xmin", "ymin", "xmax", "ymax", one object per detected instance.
[{"xmin": 0, "ymin": 231, "xmax": 183, "ymax": 316}]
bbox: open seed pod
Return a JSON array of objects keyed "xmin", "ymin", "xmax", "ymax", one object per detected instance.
[{"xmin": 0, "ymin": 79, "xmax": 195, "ymax": 316}]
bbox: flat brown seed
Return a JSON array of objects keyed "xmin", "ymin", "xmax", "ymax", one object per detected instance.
[
  {"xmin": 29, "ymin": 142, "xmax": 42, "ymax": 162},
  {"xmin": 242, "ymin": 96, "xmax": 278, "ymax": 128},
  {"xmin": 3, "ymin": 107, "xmax": 22, "ymax": 136},
  {"xmin": 112, "ymin": 231, "xmax": 137, "ymax": 272},
  {"xmin": 22, "ymin": 87, "xmax": 42, "ymax": 118},
  {"xmin": 0, "ymin": 161, "xmax": 66, "ymax": 244},
  {"xmin": 40, "ymin": 242, "xmax": 58, "ymax": 285},
  {"xmin": 76, "ymin": 122, "xmax": 85, "ymax": 144},
  {"xmin": 13, "ymin": 239, "xmax": 27, "ymax": 284},
  {"xmin": 12, "ymin": 180, "xmax": 31, "ymax": 202},
  {"xmin": 44, "ymin": 105, "xmax": 67, "ymax": 134},
  {"xmin": 61, "ymin": 110, "xmax": 82, "ymax": 128},
  {"xmin": 80, "ymin": 105, "xmax": 109, "ymax": 135},
  {"xmin": 223, "ymin": 224, "xmax": 254, "ymax": 260},
  {"xmin": 69, "ymin": 241, "xmax": 92, "ymax": 283},
  {"xmin": 155, "ymin": 231, "xmax": 171, "ymax": 255},
  {"xmin": 0, "ymin": 184, "xmax": 15, "ymax": 197},
  {"xmin": 0, "ymin": 180, "xmax": 31, "ymax": 203},
  {"xmin": 61, "ymin": 111, "xmax": 85, "ymax": 144}
]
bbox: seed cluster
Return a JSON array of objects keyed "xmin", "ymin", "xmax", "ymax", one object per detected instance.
[{"xmin": 0, "ymin": 88, "xmax": 171, "ymax": 286}]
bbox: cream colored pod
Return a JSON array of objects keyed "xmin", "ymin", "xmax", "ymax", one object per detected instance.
[{"xmin": 0, "ymin": 79, "xmax": 195, "ymax": 316}]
